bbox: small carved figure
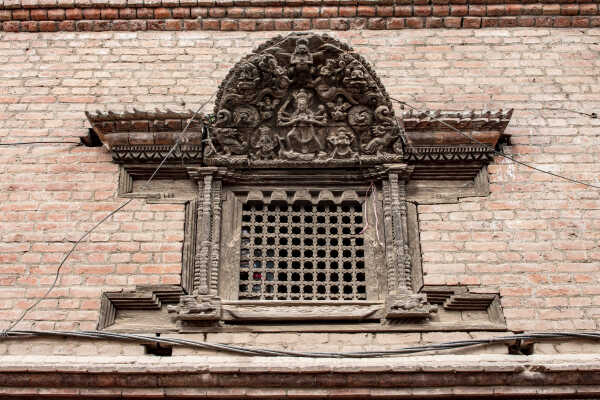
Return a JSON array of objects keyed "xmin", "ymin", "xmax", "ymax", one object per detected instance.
[
  {"xmin": 236, "ymin": 62, "xmax": 260, "ymax": 91},
  {"xmin": 277, "ymin": 89, "xmax": 327, "ymax": 159},
  {"xmin": 327, "ymin": 126, "xmax": 357, "ymax": 159},
  {"xmin": 233, "ymin": 105, "xmax": 260, "ymax": 128},
  {"xmin": 257, "ymin": 96, "xmax": 280, "ymax": 121},
  {"xmin": 290, "ymin": 37, "xmax": 314, "ymax": 74},
  {"xmin": 252, "ymin": 126, "xmax": 278, "ymax": 160},
  {"xmin": 327, "ymin": 95, "xmax": 352, "ymax": 122},
  {"xmin": 343, "ymin": 60, "xmax": 368, "ymax": 93},
  {"xmin": 362, "ymin": 125, "xmax": 395, "ymax": 155},
  {"xmin": 214, "ymin": 128, "xmax": 247, "ymax": 155}
]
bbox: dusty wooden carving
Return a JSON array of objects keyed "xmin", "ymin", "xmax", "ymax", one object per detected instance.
[
  {"xmin": 90, "ymin": 33, "xmax": 512, "ymax": 332},
  {"xmin": 206, "ymin": 33, "xmax": 403, "ymax": 168}
]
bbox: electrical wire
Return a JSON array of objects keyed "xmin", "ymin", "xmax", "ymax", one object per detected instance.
[
  {"xmin": 3, "ymin": 330, "xmax": 600, "ymax": 358},
  {"xmin": 392, "ymin": 98, "xmax": 600, "ymax": 190},
  {"xmin": 0, "ymin": 141, "xmax": 82, "ymax": 146},
  {"xmin": 0, "ymin": 93, "xmax": 216, "ymax": 336}
]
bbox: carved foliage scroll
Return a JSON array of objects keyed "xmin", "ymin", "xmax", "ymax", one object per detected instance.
[{"xmin": 206, "ymin": 33, "xmax": 404, "ymax": 167}]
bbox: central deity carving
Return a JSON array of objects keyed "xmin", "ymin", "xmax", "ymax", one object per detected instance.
[{"xmin": 207, "ymin": 33, "xmax": 404, "ymax": 167}]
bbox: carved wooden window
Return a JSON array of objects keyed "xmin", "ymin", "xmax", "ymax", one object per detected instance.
[
  {"xmin": 89, "ymin": 33, "xmax": 510, "ymax": 333},
  {"xmin": 227, "ymin": 189, "xmax": 377, "ymax": 302}
]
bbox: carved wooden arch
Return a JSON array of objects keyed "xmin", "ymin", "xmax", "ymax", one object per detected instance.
[
  {"xmin": 86, "ymin": 32, "xmax": 511, "ymax": 333},
  {"xmin": 205, "ymin": 33, "xmax": 404, "ymax": 168}
]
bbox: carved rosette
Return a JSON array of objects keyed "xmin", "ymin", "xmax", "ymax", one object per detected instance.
[{"xmin": 205, "ymin": 33, "xmax": 404, "ymax": 168}]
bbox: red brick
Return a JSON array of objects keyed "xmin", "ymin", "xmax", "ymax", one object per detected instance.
[
  {"xmin": 282, "ymin": 7, "xmax": 300, "ymax": 18},
  {"xmin": 112, "ymin": 20, "xmax": 129, "ymax": 30},
  {"xmin": 394, "ymin": 5, "xmax": 412, "ymax": 17},
  {"xmin": 82, "ymin": 8, "xmax": 101, "ymax": 19},
  {"xmin": 93, "ymin": 20, "xmax": 112, "ymax": 31},
  {"xmin": 367, "ymin": 17, "xmax": 385, "ymax": 29},
  {"xmin": 443, "ymin": 16, "xmax": 461, "ymax": 28},
  {"xmin": 426, "ymin": 17, "xmax": 444, "ymax": 28},
  {"xmin": 313, "ymin": 18, "xmax": 330, "ymax": 29},
  {"xmin": 357, "ymin": 6, "xmax": 376, "ymax": 17},
  {"xmin": 517, "ymin": 16, "xmax": 535, "ymax": 26},
  {"xmin": 330, "ymin": 17, "xmax": 349, "ymax": 30},
  {"xmin": 227, "ymin": 7, "xmax": 244, "ymax": 18},
  {"xmin": 58, "ymin": 20, "xmax": 75, "ymax": 30},
  {"xmin": 0, "ymin": 10, "xmax": 11, "ymax": 21},
  {"xmin": 164, "ymin": 19, "xmax": 181, "ymax": 30},
  {"xmin": 129, "ymin": 20, "xmax": 147, "ymax": 30},
  {"xmin": 209, "ymin": 7, "xmax": 226, "ymax": 17},
  {"xmin": 220, "ymin": 18, "xmax": 238, "ymax": 30},
  {"xmin": 377, "ymin": 6, "xmax": 393, "ymax": 17},
  {"xmin": 535, "ymin": 16, "xmax": 554, "ymax": 27},
  {"xmin": 301, "ymin": 6, "xmax": 319, "ymax": 18},
  {"xmin": 23, "ymin": 21, "xmax": 38, "ymax": 31},
  {"xmin": 522, "ymin": 4, "xmax": 542, "ymax": 16},
  {"xmin": 481, "ymin": 17, "xmax": 498, "ymax": 27},
  {"xmin": 553, "ymin": 15, "xmax": 572, "ymax": 27},
  {"xmin": 486, "ymin": 4, "xmax": 505, "ymax": 17},
  {"xmin": 432, "ymin": 5, "xmax": 448, "ymax": 17},
  {"xmin": 201, "ymin": 18, "xmax": 219, "ymax": 29},
  {"xmin": 183, "ymin": 18, "xmax": 201, "ymax": 29},
  {"xmin": 292, "ymin": 18, "xmax": 310, "ymax": 30},
  {"xmin": 190, "ymin": 7, "xmax": 207, "ymax": 18},
  {"xmin": 468, "ymin": 5, "xmax": 484, "ymax": 17},
  {"xmin": 31, "ymin": 9, "xmax": 48, "ymax": 21},
  {"xmin": 591, "ymin": 16, "xmax": 600, "ymax": 27},
  {"xmin": 497, "ymin": 16, "xmax": 517, "ymax": 27},
  {"xmin": 542, "ymin": 4, "xmax": 560, "ymax": 16},
  {"xmin": 47, "ymin": 9, "xmax": 66, "ymax": 20},
  {"xmin": 65, "ymin": 8, "xmax": 83, "ymax": 20},
  {"xmin": 170, "ymin": 7, "xmax": 190, "ymax": 18},
  {"xmin": 414, "ymin": 5, "xmax": 431, "ymax": 17},
  {"xmin": 274, "ymin": 18, "xmax": 292, "ymax": 30},
  {"xmin": 386, "ymin": 17, "xmax": 404, "ymax": 29},
  {"xmin": 580, "ymin": 4, "xmax": 598, "ymax": 15},
  {"xmin": 12, "ymin": 9, "xmax": 30, "ymax": 20},
  {"xmin": 560, "ymin": 4, "xmax": 579, "ymax": 16},
  {"xmin": 256, "ymin": 18, "xmax": 275, "ymax": 30},
  {"xmin": 462, "ymin": 16, "xmax": 481, "ymax": 28},
  {"xmin": 101, "ymin": 8, "xmax": 118, "ymax": 19},
  {"xmin": 245, "ymin": 7, "xmax": 264, "ymax": 18},
  {"xmin": 321, "ymin": 6, "xmax": 338, "ymax": 17},
  {"xmin": 39, "ymin": 21, "xmax": 57, "ymax": 31},
  {"xmin": 339, "ymin": 7, "xmax": 356, "ymax": 17},
  {"xmin": 238, "ymin": 19, "xmax": 256, "ymax": 30},
  {"xmin": 572, "ymin": 16, "xmax": 590, "ymax": 27},
  {"xmin": 406, "ymin": 16, "xmax": 423, "ymax": 28},
  {"xmin": 154, "ymin": 7, "xmax": 171, "ymax": 18},
  {"xmin": 450, "ymin": 5, "xmax": 467, "ymax": 16},
  {"xmin": 264, "ymin": 7, "xmax": 282, "ymax": 18},
  {"xmin": 2, "ymin": 21, "xmax": 20, "ymax": 32}
]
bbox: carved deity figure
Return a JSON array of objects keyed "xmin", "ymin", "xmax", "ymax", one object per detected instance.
[
  {"xmin": 252, "ymin": 126, "xmax": 277, "ymax": 160},
  {"xmin": 237, "ymin": 62, "xmax": 260, "ymax": 91},
  {"xmin": 257, "ymin": 96, "xmax": 280, "ymax": 121},
  {"xmin": 277, "ymin": 89, "xmax": 327, "ymax": 160},
  {"xmin": 327, "ymin": 95, "xmax": 352, "ymax": 122},
  {"xmin": 327, "ymin": 127, "xmax": 357, "ymax": 159},
  {"xmin": 290, "ymin": 37, "xmax": 314, "ymax": 74},
  {"xmin": 215, "ymin": 127, "xmax": 247, "ymax": 155}
]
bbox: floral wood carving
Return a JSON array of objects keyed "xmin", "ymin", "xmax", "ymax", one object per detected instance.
[{"xmin": 206, "ymin": 33, "xmax": 403, "ymax": 168}]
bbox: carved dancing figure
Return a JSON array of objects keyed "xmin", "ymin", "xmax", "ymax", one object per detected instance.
[{"xmin": 277, "ymin": 89, "xmax": 327, "ymax": 160}]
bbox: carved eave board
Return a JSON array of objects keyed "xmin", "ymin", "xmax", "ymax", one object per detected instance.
[{"xmin": 85, "ymin": 33, "xmax": 512, "ymax": 333}]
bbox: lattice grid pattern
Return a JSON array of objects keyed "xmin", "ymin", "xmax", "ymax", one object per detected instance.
[{"xmin": 239, "ymin": 201, "xmax": 367, "ymax": 301}]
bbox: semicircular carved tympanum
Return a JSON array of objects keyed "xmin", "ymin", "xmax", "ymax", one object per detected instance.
[
  {"xmin": 206, "ymin": 33, "xmax": 403, "ymax": 167},
  {"xmin": 88, "ymin": 33, "xmax": 511, "ymax": 333}
]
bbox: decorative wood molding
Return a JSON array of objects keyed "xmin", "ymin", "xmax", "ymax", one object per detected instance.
[
  {"xmin": 97, "ymin": 285, "xmax": 184, "ymax": 330},
  {"xmin": 91, "ymin": 33, "xmax": 508, "ymax": 333}
]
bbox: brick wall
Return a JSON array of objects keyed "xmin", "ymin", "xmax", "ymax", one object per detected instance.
[{"xmin": 1, "ymin": 28, "xmax": 600, "ymax": 339}]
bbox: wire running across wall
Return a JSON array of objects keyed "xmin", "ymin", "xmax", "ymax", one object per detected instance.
[{"xmin": 3, "ymin": 329, "xmax": 600, "ymax": 358}]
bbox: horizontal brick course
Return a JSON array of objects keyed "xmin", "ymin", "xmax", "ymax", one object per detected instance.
[{"xmin": 1, "ymin": 2, "xmax": 600, "ymax": 30}]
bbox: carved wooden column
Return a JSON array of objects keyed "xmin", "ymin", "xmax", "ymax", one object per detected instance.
[
  {"xmin": 383, "ymin": 164, "xmax": 437, "ymax": 319},
  {"xmin": 168, "ymin": 167, "xmax": 224, "ymax": 329}
]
